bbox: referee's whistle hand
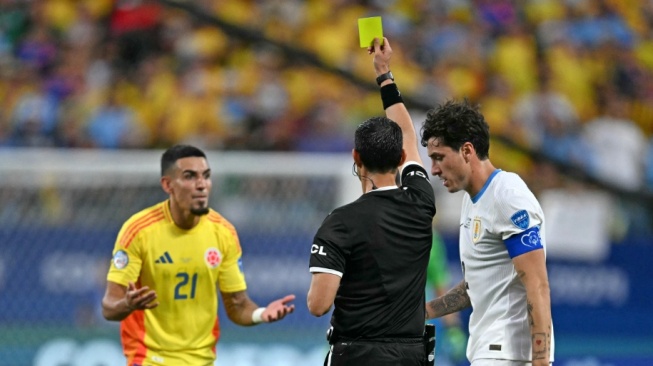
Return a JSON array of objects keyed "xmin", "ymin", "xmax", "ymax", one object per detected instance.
[{"xmin": 262, "ymin": 294, "xmax": 296, "ymax": 322}]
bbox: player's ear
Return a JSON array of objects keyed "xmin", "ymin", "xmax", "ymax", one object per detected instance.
[
  {"xmin": 398, "ymin": 149, "xmax": 407, "ymax": 166},
  {"xmin": 462, "ymin": 142, "xmax": 474, "ymax": 162},
  {"xmin": 160, "ymin": 176, "xmax": 172, "ymax": 194},
  {"xmin": 352, "ymin": 149, "xmax": 362, "ymax": 167}
]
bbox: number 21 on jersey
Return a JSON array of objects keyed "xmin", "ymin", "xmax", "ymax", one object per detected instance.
[{"xmin": 175, "ymin": 272, "xmax": 198, "ymax": 299}]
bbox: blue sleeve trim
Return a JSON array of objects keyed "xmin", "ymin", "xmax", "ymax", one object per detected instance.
[{"xmin": 504, "ymin": 225, "xmax": 543, "ymax": 259}]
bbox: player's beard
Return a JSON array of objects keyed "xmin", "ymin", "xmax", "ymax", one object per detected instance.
[{"xmin": 191, "ymin": 205, "xmax": 210, "ymax": 216}]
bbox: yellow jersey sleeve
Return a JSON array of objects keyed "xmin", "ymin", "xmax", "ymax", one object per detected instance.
[
  {"xmin": 209, "ymin": 211, "xmax": 247, "ymax": 293},
  {"xmin": 107, "ymin": 222, "xmax": 143, "ymax": 286},
  {"xmin": 107, "ymin": 205, "xmax": 165, "ymax": 286}
]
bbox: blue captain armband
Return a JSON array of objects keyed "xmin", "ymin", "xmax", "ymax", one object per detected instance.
[{"xmin": 504, "ymin": 225, "xmax": 543, "ymax": 258}]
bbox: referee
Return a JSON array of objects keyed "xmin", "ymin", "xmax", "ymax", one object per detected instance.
[{"xmin": 307, "ymin": 37, "xmax": 436, "ymax": 366}]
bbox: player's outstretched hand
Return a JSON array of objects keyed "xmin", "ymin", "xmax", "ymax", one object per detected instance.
[
  {"xmin": 262, "ymin": 294, "xmax": 296, "ymax": 323},
  {"xmin": 125, "ymin": 281, "xmax": 159, "ymax": 311}
]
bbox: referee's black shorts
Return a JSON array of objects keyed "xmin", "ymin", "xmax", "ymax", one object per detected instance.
[{"xmin": 324, "ymin": 338, "xmax": 425, "ymax": 366}]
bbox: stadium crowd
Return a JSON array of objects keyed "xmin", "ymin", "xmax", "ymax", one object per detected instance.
[{"xmin": 1, "ymin": 0, "xmax": 652, "ymax": 193}]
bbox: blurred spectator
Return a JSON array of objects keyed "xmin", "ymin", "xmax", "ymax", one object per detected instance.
[
  {"xmin": 299, "ymin": 0, "xmax": 365, "ymax": 68},
  {"xmin": 512, "ymin": 65, "xmax": 580, "ymax": 149},
  {"xmin": 9, "ymin": 70, "xmax": 59, "ymax": 147},
  {"xmin": 45, "ymin": 50, "xmax": 85, "ymax": 101},
  {"xmin": 544, "ymin": 37, "xmax": 597, "ymax": 120},
  {"xmin": 564, "ymin": 0, "xmax": 634, "ymax": 49},
  {"xmin": 15, "ymin": 22, "xmax": 57, "ymax": 75},
  {"xmin": 0, "ymin": 0, "xmax": 29, "ymax": 56},
  {"xmin": 157, "ymin": 65, "xmax": 225, "ymax": 150},
  {"xmin": 478, "ymin": 73, "xmax": 514, "ymax": 137},
  {"xmin": 109, "ymin": 0, "xmax": 163, "ymax": 72},
  {"xmin": 52, "ymin": 83, "xmax": 95, "ymax": 148},
  {"xmin": 238, "ymin": 45, "xmax": 293, "ymax": 150},
  {"xmin": 540, "ymin": 113, "xmax": 596, "ymax": 174},
  {"xmin": 64, "ymin": 3, "xmax": 101, "ymax": 50},
  {"xmin": 490, "ymin": 20, "xmax": 539, "ymax": 97},
  {"xmin": 293, "ymin": 100, "xmax": 353, "ymax": 153},
  {"xmin": 86, "ymin": 84, "xmax": 147, "ymax": 149},
  {"xmin": 611, "ymin": 45, "xmax": 645, "ymax": 99},
  {"xmin": 582, "ymin": 88, "xmax": 648, "ymax": 190},
  {"xmin": 645, "ymin": 138, "xmax": 653, "ymax": 190}
]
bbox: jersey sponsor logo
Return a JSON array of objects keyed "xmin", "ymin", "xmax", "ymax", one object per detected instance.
[
  {"xmin": 310, "ymin": 244, "xmax": 327, "ymax": 256},
  {"xmin": 112, "ymin": 250, "xmax": 129, "ymax": 269},
  {"xmin": 205, "ymin": 247, "xmax": 222, "ymax": 268},
  {"xmin": 154, "ymin": 251, "xmax": 174, "ymax": 264},
  {"xmin": 510, "ymin": 210, "xmax": 530, "ymax": 229},
  {"xmin": 472, "ymin": 217, "xmax": 482, "ymax": 243},
  {"xmin": 520, "ymin": 227, "xmax": 542, "ymax": 248}
]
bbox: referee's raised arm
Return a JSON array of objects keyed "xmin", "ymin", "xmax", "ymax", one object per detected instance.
[
  {"xmin": 368, "ymin": 37, "xmax": 423, "ymax": 168},
  {"xmin": 307, "ymin": 35, "xmax": 437, "ymax": 366}
]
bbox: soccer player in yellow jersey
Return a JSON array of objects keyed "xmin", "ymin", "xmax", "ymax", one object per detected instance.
[{"xmin": 102, "ymin": 144, "xmax": 295, "ymax": 366}]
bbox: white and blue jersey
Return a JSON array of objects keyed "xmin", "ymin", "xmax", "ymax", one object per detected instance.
[{"xmin": 459, "ymin": 169, "xmax": 554, "ymax": 363}]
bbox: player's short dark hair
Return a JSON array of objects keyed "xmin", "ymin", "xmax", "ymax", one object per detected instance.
[
  {"xmin": 420, "ymin": 99, "xmax": 490, "ymax": 160},
  {"xmin": 161, "ymin": 145, "xmax": 207, "ymax": 176},
  {"xmin": 354, "ymin": 116, "xmax": 403, "ymax": 173}
]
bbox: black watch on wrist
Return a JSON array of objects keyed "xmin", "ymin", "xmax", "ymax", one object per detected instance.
[{"xmin": 376, "ymin": 71, "xmax": 394, "ymax": 86}]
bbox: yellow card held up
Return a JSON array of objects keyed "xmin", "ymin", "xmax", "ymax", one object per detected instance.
[{"xmin": 358, "ymin": 16, "xmax": 383, "ymax": 48}]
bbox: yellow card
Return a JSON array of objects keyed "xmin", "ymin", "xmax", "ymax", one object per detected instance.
[{"xmin": 358, "ymin": 16, "xmax": 383, "ymax": 48}]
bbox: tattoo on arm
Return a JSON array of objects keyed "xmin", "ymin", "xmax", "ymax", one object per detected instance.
[
  {"xmin": 221, "ymin": 291, "xmax": 256, "ymax": 325},
  {"xmin": 515, "ymin": 253, "xmax": 552, "ymax": 363},
  {"xmin": 222, "ymin": 291, "xmax": 246, "ymax": 311},
  {"xmin": 527, "ymin": 300, "xmax": 534, "ymax": 326},
  {"xmin": 426, "ymin": 281, "xmax": 471, "ymax": 319},
  {"xmin": 516, "ymin": 269, "xmax": 526, "ymax": 279},
  {"xmin": 532, "ymin": 333, "xmax": 547, "ymax": 360}
]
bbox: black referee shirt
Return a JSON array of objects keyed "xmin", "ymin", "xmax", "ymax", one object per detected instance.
[{"xmin": 309, "ymin": 163, "xmax": 436, "ymax": 339}]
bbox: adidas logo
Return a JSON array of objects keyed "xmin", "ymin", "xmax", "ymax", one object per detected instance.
[{"xmin": 155, "ymin": 251, "xmax": 174, "ymax": 264}]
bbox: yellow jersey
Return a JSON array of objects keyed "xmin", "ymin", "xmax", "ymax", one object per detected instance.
[{"xmin": 107, "ymin": 200, "xmax": 247, "ymax": 366}]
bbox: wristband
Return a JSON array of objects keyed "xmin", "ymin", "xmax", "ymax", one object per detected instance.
[
  {"xmin": 376, "ymin": 71, "xmax": 394, "ymax": 86},
  {"xmin": 380, "ymin": 83, "xmax": 403, "ymax": 110},
  {"xmin": 251, "ymin": 307, "xmax": 265, "ymax": 324}
]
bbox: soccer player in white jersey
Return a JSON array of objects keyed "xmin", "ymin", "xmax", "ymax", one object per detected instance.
[{"xmin": 421, "ymin": 100, "xmax": 554, "ymax": 366}]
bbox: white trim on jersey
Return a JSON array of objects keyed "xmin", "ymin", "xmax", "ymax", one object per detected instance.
[
  {"xmin": 400, "ymin": 160, "xmax": 423, "ymax": 174},
  {"xmin": 309, "ymin": 267, "xmax": 343, "ymax": 277},
  {"xmin": 366, "ymin": 185, "xmax": 398, "ymax": 193}
]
